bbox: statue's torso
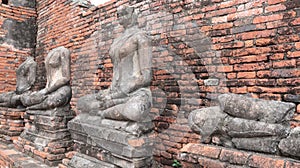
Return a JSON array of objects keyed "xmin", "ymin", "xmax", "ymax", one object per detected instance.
[{"xmin": 110, "ymin": 28, "xmax": 143, "ymax": 91}]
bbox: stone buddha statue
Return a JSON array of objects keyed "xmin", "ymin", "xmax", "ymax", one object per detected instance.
[
  {"xmin": 21, "ymin": 46, "xmax": 71, "ymax": 110},
  {"xmin": 189, "ymin": 93, "xmax": 300, "ymax": 159},
  {"xmin": 77, "ymin": 5, "xmax": 152, "ymax": 122},
  {"xmin": 0, "ymin": 56, "xmax": 36, "ymax": 108}
]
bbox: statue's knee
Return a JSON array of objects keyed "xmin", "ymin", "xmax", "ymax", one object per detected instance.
[
  {"xmin": 124, "ymin": 102, "xmax": 149, "ymax": 122},
  {"xmin": 77, "ymin": 94, "xmax": 99, "ymax": 113}
]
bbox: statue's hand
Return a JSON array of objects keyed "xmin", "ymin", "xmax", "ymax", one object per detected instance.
[
  {"xmin": 96, "ymin": 93, "xmax": 104, "ymax": 101},
  {"xmin": 96, "ymin": 89, "xmax": 110, "ymax": 100},
  {"xmin": 99, "ymin": 97, "xmax": 114, "ymax": 110},
  {"xmin": 38, "ymin": 88, "xmax": 48, "ymax": 95},
  {"xmin": 30, "ymin": 92, "xmax": 47, "ymax": 104}
]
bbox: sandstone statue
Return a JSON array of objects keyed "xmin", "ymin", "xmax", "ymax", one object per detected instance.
[
  {"xmin": 68, "ymin": 6, "xmax": 153, "ymax": 167},
  {"xmin": 21, "ymin": 46, "xmax": 71, "ymax": 110},
  {"xmin": 189, "ymin": 93, "xmax": 300, "ymax": 159},
  {"xmin": 77, "ymin": 5, "xmax": 152, "ymax": 122},
  {"xmin": 0, "ymin": 56, "xmax": 36, "ymax": 108}
]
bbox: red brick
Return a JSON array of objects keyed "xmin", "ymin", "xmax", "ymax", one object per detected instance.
[
  {"xmin": 248, "ymin": 86, "xmax": 289, "ymax": 93},
  {"xmin": 47, "ymin": 154, "xmax": 65, "ymax": 161},
  {"xmin": 237, "ymin": 72, "xmax": 256, "ymax": 79},
  {"xmin": 228, "ymin": 8, "xmax": 263, "ymax": 20},
  {"xmin": 245, "ymin": 40, "xmax": 254, "ymax": 47},
  {"xmin": 206, "ymin": 8, "xmax": 236, "ymax": 18},
  {"xmin": 288, "ymin": 51, "xmax": 300, "ymax": 58},
  {"xmin": 230, "ymin": 87, "xmax": 248, "ymax": 93},
  {"xmin": 248, "ymin": 154, "xmax": 285, "ymax": 168},
  {"xmin": 268, "ymin": 0, "xmax": 286, "ymax": 5},
  {"xmin": 234, "ymin": 62, "xmax": 270, "ymax": 71},
  {"xmin": 219, "ymin": 149, "xmax": 250, "ymax": 165},
  {"xmin": 217, "ymin": 65, "xmax": 233, "ymax": 73},
  {"xmin": 269, "ymin": 53, "xmax": 284, "ymax": 60},
  {"xmin": 253, "ymin": 14, "xmax": 283, "ymax": 24},
  {"xmin": 212, "ymin": 16, "xmax": 228, "ymax": 24},
  {"xmin": 257, "ymin": 71, "xmax": 271, "ymax": 78},
  {"xmin": 259, "ymin": 93, "xmax": 282, "ymax": 100},
  {"xmin": 200, "ymin": 26, "xmax": 212, "ymax": 32},
  {"xmin": 212, "ymin": 23, "xmax": 233, "ymax": 30},
  {"xmin": 285, "ymin": 160, "xmax": 300, "ymax": 168},
  {"xmin": 65, "ymin": 151, "xmax": 76, "ymax": 159},
  {"xmin": 33, "ymin": 150, "xmax": 48, "ymax": 159},
  {"xmin": 266, "ymin": 20, "xmax": 289, "ymax": 29},
  {"xmin": 198, "ymin": 157, "xmax": 227, "ymax": 168},
  {"xmin": 256, "ymin": 38, "xmax": 272, "ymax": 46},
  {"xmin": 181, "ymin": 143, "xmax": 221, "ymax": 159},
  {"xmin": 272, "ymin": 60, "xmax": 296, "ymax": 68},
  {"xmin": 236, "ymin": 30, "xmax": 276, "ymax": 40},
  {"xmin": 291, "ymin": 18, "xmax": 300, "ymax": 25},
  {"xmin": 229, "ymin": 55, "xmax": 268, "ymax": 64},
  {"xmin": 265, "ymin": 4, "xmax": 286, "ymax": 13},
  {"xmin": 227, "ymin": 73, "xmax": 236, "ymax": 79},
  {"xmin": 296, "ymin": 42, "xmax": 300, "ymax": 50}
]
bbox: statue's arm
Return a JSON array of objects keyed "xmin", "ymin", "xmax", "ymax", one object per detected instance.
[
  {"xmin": 27, "ymin": 61, "xmax": 37, "ymax": 86},
  {"xmin": 137, "ymin": 33, "xmax": 152, "ymax": 87}
]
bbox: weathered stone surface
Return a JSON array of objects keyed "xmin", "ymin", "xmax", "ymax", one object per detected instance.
[
  {"xmin": 77, "ymin": 5, "xmax": 152, "ymax": 122},
  {"xmin": 68, "ymin": 153, "xmax": 117, "ymax": 168},
  {"xmin": 189, "ymin": 93, "xmax": 299, "ymax": 159},
  {"xmin": 218, "ymin": 93, "xmax": 295, "ymax": 123},
  {"xmin": 204, "ymin": 78, "xmax": 219, "ymax": 86},
  {"xmin": 69, "ymin": 115, "xmax": 153, "ymax": 158},
  {"xmin": 279, "ymin": 127, "xmax": 300, "ymax": 158},
  {"xmin": 66, "ymin": 6, "xmax": 153, "ymax": 168},
  {"xmin": 0, "ymin": 18, "xmax": 37, "ymax": 49},
  {"xmin": 232, "ymin": 137, "xmax": 280, "ymax": 154},
  {"xmin": 0, "ymin": 57, "xmax": 36, "ymax": 108},
  {"xmin": 21, "ymin": 47, "xmax": 71, "ymax": 110},
  {"xmin": 9, "ymin": 0, "xmax": 36, "ymax": 8}
]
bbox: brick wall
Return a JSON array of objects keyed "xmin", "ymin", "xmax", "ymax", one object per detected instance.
[
  {"xmin": 33, "ymin": 0, "xmax": 300, "ymax": 167},
  {"xmin": 0, "ymin": 2, "xmax": 36, "ymax": 93}
]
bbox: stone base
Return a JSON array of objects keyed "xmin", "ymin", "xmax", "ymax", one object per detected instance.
[
  {"xmin": 67, "ymin": 114, "xmax": 154, "ymax": 168},
  {"xmin": 68, "ymin": 153, "xmax": 117, "ymax": 168},
  {"xmin": 14, "ymin": 105, "xmax": 74, "ymax": 167},
  {"xmin": 0, "ymin": 107, "xmax": 25, "ymax": 143}
]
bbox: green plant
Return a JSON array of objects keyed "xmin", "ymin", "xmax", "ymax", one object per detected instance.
[{"xmin": 172, "ymin": 159, "xmax": 182, "ymax": 168}]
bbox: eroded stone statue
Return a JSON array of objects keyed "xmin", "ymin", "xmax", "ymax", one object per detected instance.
[
  {"xmin": 0, "ymin": 56, "xmax": 36, "ymax": 108},
  {"xmin": 77, "ymin": 5, "xmax": 152, "ymax": 122},
  {"xmin": 21, "ymin": 46, "xmax": 71, "ymax": 110},
  {"xmin": 68, "ymin": 6, "xmax": 153, "ymax": 167},
  {"xmin": 189, "ymin": 93, "xmax": 300, "ymax": 159}
]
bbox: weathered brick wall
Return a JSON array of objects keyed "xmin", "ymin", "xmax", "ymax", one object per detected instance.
[
  {"xmin": 0, "ymin": 2, "xmax": 36, "ymax": 93},
  {"xmin": 34, "ymin": 0, "xmax": 300, "ymax": 167}
]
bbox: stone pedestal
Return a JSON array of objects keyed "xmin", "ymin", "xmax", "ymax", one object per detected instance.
[
  {"xmin": 0, "ymin": 107, "xmax": 25, "ymax": 143},
  {"xmin": 14, "ymin": 105, "xmax": 74, "ymax": 166},
  {"xmin": 67, "ymin": 114, "xmax": 154, "ymax": 168}
]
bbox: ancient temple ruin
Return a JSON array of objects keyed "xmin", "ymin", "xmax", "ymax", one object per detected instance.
[{"xmin": 0, "ymin": 0, "xmax": 299, "ymax": 167}]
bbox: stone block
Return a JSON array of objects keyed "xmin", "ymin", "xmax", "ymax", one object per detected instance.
[{"xmin": 68, "ymin": 153, "xmax": 117, "ymax": 168}]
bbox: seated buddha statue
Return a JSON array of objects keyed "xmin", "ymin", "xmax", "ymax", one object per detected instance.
[
  {"xmin": 77, "ymin": 6, "xmax": 152, "ymax": 122},
  {"xmin": 21, "ymin": 46, "xmax": 71, "ymax": 110},
  {"xmin": 0, "ymin": 56, "xmax": 36, "ymax": 108}
]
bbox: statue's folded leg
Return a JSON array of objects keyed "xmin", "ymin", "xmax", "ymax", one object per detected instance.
[
  {"xmin": 101, "ymin": 89, "xmax": 152, "ymax": 122},
  {"xmin": 0, "ymin": 92, "xmax": 16, "ymax": 107},
  {"xmin": 27, "ymin": 86, "xmax": 71, "ymax": 110},
  {"xmin": 77, "ymin": 94, "xmax": 100, "ymax": 114}
]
